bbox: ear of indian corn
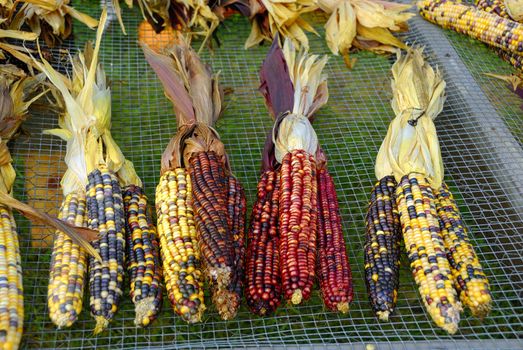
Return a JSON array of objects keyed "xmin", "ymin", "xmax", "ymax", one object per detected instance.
[
  {"xmin": 87, "ymin": 166, "xmax": 126, "ymax": 334},
  {"xmin": 435, "ymin": 183, "xmax": 492, "ymax": 318},
  {"xmin": 364, "ymin": 175, "xmax": 401, "ymax": 321},
  {"xmin": 47, "ymin": 191, "xmax": 87, "ymax": 328},
  {"xmin": 418, "ymin": 0, "xmax": 523, "ymax": 56},
  {"xmin": 475, "ymin": 0, "xmax": 509, "ymax": 17},
  {"xmin": 0, "ymin": 204, "xmax": 23, "ymax": 350},
  {"xmin": 245, "ymin": 170, "xmax": 282, "ymax": 315},
  {"xmin": 155, "ymin": 169, "xmax": 205, "ymax": 323},
  {"xmin": 316, "ymin": 167, "xmax": 353, "ymax": 313},
  {"xmin": 123, "ymin": 185, "xmax": 163, "ymax": 327},
  {"xmin": 396, "ymin": 173, "xmax": 462, "ymax": 334},
  {"xmin": 212, "ymin": 175, "xmax": 246, "ymax": 320},
  {"xmin": 473, "ymin": 0, "xmax": 523, "ymax": 70},
  {"xmin": 279, "ymin": 149, "xmax": 318, "ymax": 305}
]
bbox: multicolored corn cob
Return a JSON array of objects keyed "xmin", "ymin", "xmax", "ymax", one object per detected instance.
[
  {"xmin": 155, "ymin": 169, "xmax": 206, "ymax": 323},
  {"xmin": 364, "ymin": 175, "xmax": 401, "ymax": 321},
  {"xmin": 189, "ymin": 151, "xmax": 232, "ymax": 285},
  {"xmin": 47, "ymin": 191, "xmax": 88, "ymax": 328},
  {"xmin": 0, "ymin": 204, "xmax": 23, "ymax": 350},
  {"xmin": 316, "ymin": 167, "xmax": 353, "ymax": 313},
  {"xmin": 435, "ymin": 183, "xmax": 492, "ymax": 318},
  {"xmin": 418, "ymin": 0, "xmax": 523, "ymax": 55},
  {"xmin": 279, "ymin": 149, "xmax": 318, "ymax": 305},
  {"xmin": 142, "ymin": 35, "xmax": 244, "ymax": 321},
  {"xmin": 212, "ymin": 175, "xmax": 246, "ymax": 320},
  {"xmin": 397, "ymin": 174, "xmax": 462, "ymax": 334},
  {"xmin": 87, "ymin": 166, "xmax": 126, "ymax": 334},
  {"xmin": 475, "ymin": 0, "xmax": 509, "ymax": 17},
  {"xmin": 474, "ymin": 0, "xmax": 523, "ymax": 70},
  {"xmin": 245, "ymin": 170, "xmax": 282, "ymax": 315},
  {"xmin": 123, "ymin": 185, "xmax": 163, "ymax": 327}
]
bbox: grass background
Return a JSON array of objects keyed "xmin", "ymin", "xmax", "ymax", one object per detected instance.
[{"xmin": 6, "ymin": 1, "xmax": 523, "ymax": 348}]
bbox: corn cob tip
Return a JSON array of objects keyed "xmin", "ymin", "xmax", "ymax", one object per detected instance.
[
  {"xmin": 471, "ymin": 302, "xmax": 492, "ymax": 320},
  {"xmin": 52, "ymin": 314, "xmax": 72, "ymax": 329},
  {"xmin": 212, "ymin": 290, "xmax": 240, "ymax": 320},
  {"xmin": 377, "ymin": 311, "xmax": 390, "ymax": 322},
  {"xmin": 134, "ymin": 297, "xmax": 157, "ymax": 327},
  {"xmin": 93, "ymin": 316, "xmax": 109, "ymax": 335},
  {"xmin": 336, "ymin": 302, "xmax": 350, "ymax": 314},
  {"xmin": 209, "ymin": 266, "xmax": 232, "ymax": 289},
  {"xmin": 291, "ymin": 290, "xmax": 303, "ymax": 305}
]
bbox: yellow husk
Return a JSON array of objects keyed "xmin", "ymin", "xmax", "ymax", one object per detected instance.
[
  {"xmin": 317, "ymin": 0, "xmax": 413, "ymax": 61},
  {"xmin": 273, "ymin": 39, "xmax": 328, "ymax": 163},
  {"xmin": 505, "ymin": 0, "xmax": 523, "ymax": 21},
  {"xmin": 375, "ymin": 47, "xmax": 446, "ymax": 189},
  {"xmin": 33, "ymin": 10, "xmax": 130, "ymax": 195},
  {"xmin": 246, "ymin": 0, "xmax": 318, "ymax": 49},
  {"xmin": 0, "ymin": 65, "xmax": 46, "ymax": 194}
]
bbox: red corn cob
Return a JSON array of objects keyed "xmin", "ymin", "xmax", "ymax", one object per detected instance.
[
  {"xmin": 279, "ymin": 149, "xmax": 318, "ymax": 305},
  {"xmin": 245, "ymin": 170, "xmax": 282, "ymax": 315},
  {"xmin": 189, "ymin": 151, "xmax": 233, "ymax": 287},
  {"xmin": 316, "ymin": 167, "xmax": 353, "ymax": 313}
]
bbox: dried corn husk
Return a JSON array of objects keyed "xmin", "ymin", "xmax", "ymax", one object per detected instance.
[
  {"xmin": 375, "ymin": 47, "xmax": 446, "ymax": 189},
  {"xmin": 12, "ymin": 0, "xmax": 98, "ymax": 47},
  {"xmin": 316, "ymin": 0, "xmax": 413, "ymax": 67},
  {"xmin": 0, "ymin": 64, "xmax": 99, "ymax": 256},
  {"xmin": 245, "ymin": 0, "xmax": 317, "ymax": 49},
  {"xmin": 273, "ymin": 38, "xmax": 328, "ymax": 163},
  {"xmin": 505, "ymin": 0, "xmax": 523, "ymax": 21},
  {"xmin": 141, "ymin": 37, "xmax": 226, "ymax": 170}
]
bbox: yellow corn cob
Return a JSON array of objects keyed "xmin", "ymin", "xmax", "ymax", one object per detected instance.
[
  {"xmin": 435, "ymin": 183, "xmax": 492, "ymax": 318},
  {"xmin": 396, "ymin": 173, "xmax": 462, "ymax": 334},
  {"xmin": 47, "ymin": 191, "xmax": 88, "ymax": 328},
  {"xmin": 155, "ymin": 169, "xmax": 205, "ymax": 323},
  {"xmin": 0, "ymin": 204, "xmax": 23, "ymax": 350},
  {"xmin": 418, "ymin": 0, "xmax": 523, "ymax": 56}
]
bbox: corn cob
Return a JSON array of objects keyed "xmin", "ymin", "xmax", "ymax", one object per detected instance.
[
  {"xmin": 142, "ymin": 36, "xmax": 243, "ymax": 320},
  {"xmin": 155, "ymin": 169, "xmax": 205, "ymax": 323},
  {"xmin": 123, "ymin": 185, "xmax": 163, "ymax": 327},
  {"xmin": 245, "ymin": 170, "xmax": 282, "ymax": 315},
  {"xmin": 473, "ymin": 0, "xmax": 523, "ymax": 70},
  {"xmin": 475, "ymin": 0, "xmax": 509, "ymax": 17},
  {"xmin": 364, "ymin": 175, "xmax": 401, "ymax": 321},
  {"xmin": 87, "ymin": 166, "xmax": 126, "ymax": 334},
  {"xmin": 316, "ymin": 167, "xmax": 353, "ymax": 313},
  {"xmin": 0, "ymin": 204, "xmax": 23, "ymax": 350},
  {"xmin": 189, "ymin": 151, "xmax": 232, "ymax": 285},
  {"xmin": 418, "ymin": 0, "xmax": 523, "ymax": 56},
  {"xmin": 212, "ymin": 175, "xmax": 246, "ymax": 320},
  {"xmin": 435, "ymin": 183, "xmax": 492, "ymax": 318},
  {"xmin": 279, "ymin": 149, "xmax": 318, "ymax": 305},
  {"xmin": 47, "ymin": 191, "xmax": 88, "ymax": 328},
  {"xmin": 397, "ymin": 174, "xmax": 462, "ymax": 334}
]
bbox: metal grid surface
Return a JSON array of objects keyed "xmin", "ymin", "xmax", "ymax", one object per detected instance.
[{"xmin": 7, "ymin": 1, "xmax": 523, "ymax": 349}]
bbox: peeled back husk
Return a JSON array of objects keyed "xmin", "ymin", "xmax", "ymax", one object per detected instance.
[{"xmin": 375, "ymin": 47, "xmax": 446, "ymax": 189}]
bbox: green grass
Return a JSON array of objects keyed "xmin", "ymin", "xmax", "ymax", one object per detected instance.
[{"xmin": 7, "ymin": 2, "xmax": 523, "ymax": 349}]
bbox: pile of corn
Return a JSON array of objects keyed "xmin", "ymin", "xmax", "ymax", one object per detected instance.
[
  {"xmin": 364, "ymin": 48, "xmax": 492, "ymax": 334},
  {"xmin": 418, "ymin": 0, "xmax": 523, "ymax": 71},
  {"xmin": 245, "ymin": 38, "xmax": 354, "ymax": 315}
]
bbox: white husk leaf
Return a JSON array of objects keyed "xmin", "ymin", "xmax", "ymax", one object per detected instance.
[
  {"xmin": 273, "ymin": 38, "xmax": 327, "ymax": 163},
  {"xmin": 375, "ymin": 47, "xmax": 446, "ymax": 188}
]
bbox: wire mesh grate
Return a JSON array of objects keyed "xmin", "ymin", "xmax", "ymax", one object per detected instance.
[{"xmin": 7, "ymin": 1, "xmax": 523, "ymax": 348}]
